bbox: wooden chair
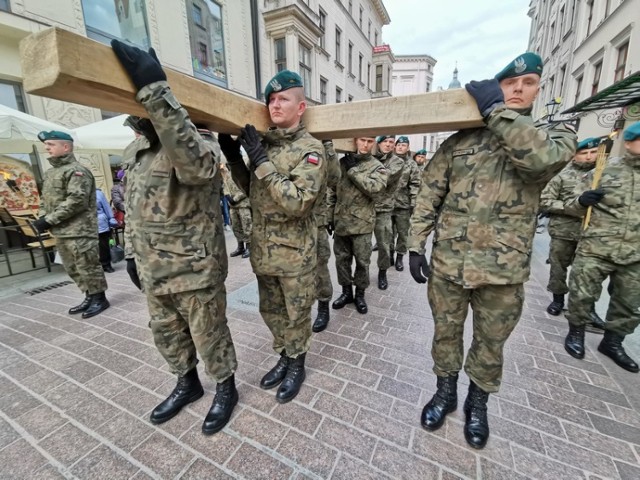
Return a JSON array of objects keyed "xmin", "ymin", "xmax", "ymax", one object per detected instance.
[{"xmin": 12, "ymin": 215, "xmax": 57, "ymax": 272}]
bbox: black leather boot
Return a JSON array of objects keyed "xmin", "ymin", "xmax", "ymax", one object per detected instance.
[
  {"xmin": 564, "ymin": 325, "xmax": 585, "ymax": 359},
  {"xmin": 378, "ymin": 269, "xmax": 388, "ymax": 290},
  {"xmin": 276, "ymin": 353, "xmax": 306, "ymax": 403},
  {"xmin": 69, "ymin": 293, "xmax": 91, "ymax": 314},
  {"xmin": 354, "ymin": 288, "xmax": 368, "ymax": 314},
  {"xmin": 260, "ymin": 353, "xmax": 289, "ymax": 389},
  {"xmin": 421, "ymin": 374, "xmax": 458, "ymax": 431},
  {"xmin": 586, "ymin": 310, "xmax": 605, "ymax": 333},
  {"xmin": 546, "ymin": 294, "xmax": 564, "ymax": 316},
  {"xmin": 463, "ymin": 381, "xmax": 490, "ymax": 449},
  {"xmin": 332, "ymin": 285, "xmax": 354, "ymax": 310},
  {"xmin": 598, "ymin": 332, "xmax": 639, "ymax": 373},
  {"xmin": 202, "ymin": 374, "xmax": 238, "ymax": 435},
  {"xmin": 229, "ymin": 242, "xmax": 245, "ymax": 257},
  {"xmin": 241, "ymin": 243, "xmax": 250, "ymax": 259},
  {"xmin": 150, "ymin": 368, "xmax": 204, "ymax": 424},
  {"xmin": 82, "ymin": 292, "xmax": 110, "ymax": 319},
  {"xmin": 312, "ymin": 301, "xmax": 330, "ymax": 333},
  {"xmin": 395, "ymin": 253, "xmax": 404, "ymax": 271}
]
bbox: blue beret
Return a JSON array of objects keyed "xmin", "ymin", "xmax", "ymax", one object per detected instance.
[
  {"xmin": 38, "ymin": 130, "xmax": 73, "ymax": 142},
  {"xmin": 264, "ymin": 70, "xmax": 304, "ymax": 105},
  {"xmin": 414, "ymin": 149, "xmax": 427, "ymax": 156},
  {"xmin": 623, "ymin": 121, "xmax": 640, "ymax": 142},
  {"xmin": 495, "ymin": 52, "xmax": 543, "ymax": 82},
  {"xmin": 396, "ymin": 136, "xmax": 410, "ymax": 145},
  {"xmin": 376, "ymin": 135, "xmax": 395, "ymax": 143},
  {"xmin": 576, "ymin": 137, "xmax": 600, "ymax": 151}
]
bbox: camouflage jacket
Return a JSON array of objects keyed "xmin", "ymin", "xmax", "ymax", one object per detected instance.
[
  {"xmin": 539, "ymin": 161, "xmax": 594, "ymax": 241},
  {"xmin": 393, "ymin": 153, "xmax": 421, "ymax": 210},
  {"xmin": 332, "ymin": 152, "xmax": 388, "ymax": 236},
  {"xmin": 566, "ymin": 152, "xmax": 640, "ymax": 265},
  {"xmin": 228, "ymin": 123, "xmax": 327, "ymax": 277},
  {"xmin": 122, "ymin": 81, "xmax": 226, "ymax": 295},
  {"xmin": 374, "ymin": 151, "xmax": 405, "ymax": 213},
  {"xmin": 40, "ymin": 153, "xmax": 98, "ymax": 239},
  {"xmin": 408, "ymin": 106, "xmax": 576, "ymax": 288},
  {"xmin": 314, "ymin": 141, "xmax": 342, "ymax": 226},
  {"xmin": 223, "ymin": 170, "xmax": 250, "ymax": 209}
]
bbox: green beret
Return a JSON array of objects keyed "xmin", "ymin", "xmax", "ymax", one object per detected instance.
[
  {"xmin": 495, "ymin": 52, "xmax": 543, "ymax": 82},
  {"xmin": 264, "ymin": 70, "xmax": 304, "ymax": 105},
  {"xmin": 396, "ymin": 136, "xmax": 410, "ymax": 145},
  {"xmin": 38, "ymin": 130, "xmax": 73, "ymax": 142},
  {"xmin": 623, "ymin": 121, "xmax": 640, "ymax": 142},
  {"xmin": 414, "ymin": 149, "xmax": 427, "ymax": 157},
  {"xmin": 376, "ymin": 135, "xmax": 395, "ymax": 143},
  {"xmin": 576, "ymin": 137, "xmax": 600, "ymax": 151}
]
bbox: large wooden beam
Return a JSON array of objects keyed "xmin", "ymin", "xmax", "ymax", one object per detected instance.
[{"xmin": 20, "ymin": 27, "xmax": 484, "ymax": 142}]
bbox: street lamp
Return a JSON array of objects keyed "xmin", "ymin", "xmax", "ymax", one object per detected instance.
[{"xmin": 545, "ymin": 97, "xmax": 562, "ymax": 121}]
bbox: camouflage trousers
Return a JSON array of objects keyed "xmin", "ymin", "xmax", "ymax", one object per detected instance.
[
  {"xmin": 392, "ymin": 208, "xmax": 411, "ymax": 255},
  {"xmin": 316, "ymin": 226, "xmax": 333, "ymax": 302},
  {"xmin": 257, "ymin": 271, "xmax": 315, "ymax": 358},
  {"xmin": 147, "ymin": 284, "xmax": 237, "ymax": 382},
  {"xmin": 374, "ymin": 211, "xmax": 393, "ymax": 270},
  {"xmin": 566, "ymin": 254, "xmax": 640, "ymax": 336},
  {"xmin": 334, "ymin": 233, "xmax": 372, "ymax": 290},
  {"xmin": 428, "ymin": 274, "xmax": 524, "ymax": 393},
  {"xmin": 547, "ymin": 237, "xmax": 578, "ymax": 295},
  {"xmin": 56, "ymin": 237, "xmax": 108, "ymax": 295},
  {"xmin": 230, "ymin": 206, "xmax": 252, "ymax": 244}
]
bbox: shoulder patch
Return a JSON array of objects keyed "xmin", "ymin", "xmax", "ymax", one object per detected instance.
[
  {"xmin": 73, "ymin": 171, "xmax": 85, "ymax": 177},
  {"xmin": 307, "ymin": 153, "xmax": 320, "ymax": 165},
  {"xmin": 452, "ymin": 148, "xmax": 474, "ymax": 157}
]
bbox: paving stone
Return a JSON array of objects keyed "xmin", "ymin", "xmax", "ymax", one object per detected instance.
[
  {"xmin": 229, "ymin": 408, "xmax": 288, "ymax": 449},
  {"xmin": 389, "ymin": 398, "xmax": 421, "ymax": 427},
  {"xmin": 412, "ymin": 428, "xmax": 478, "ymax": 478},
  {"xmin": 70, "ymin": 445, "xmax": 140, "ymax": 479},
  {"xmin": 0, "ymin": 389, "xmax": 42, "ymax": 418},
  {"xmin": 588, "ymin": 413, "xmax": 640, "ymax": 444},
  {"xmin": 111, "ymin": 385, "xmax": 161, "ymax": 417},
  {"xmin": 615, "ymin": 460, "xmax": 640, "ymax": 480},
  {"xmin": 563, "ymin": 422, "xmax": 637, "ymax": 464},
  {"xmin": 0, "ymin": 417, "xmax": 19, "ymax": 449},
  {"xmin": 277, "ymin": 429, "xmax": 338, "ymax": 478},
  {"xmin": 321, "ymin": 344, "xmax": 363, "ymax": 366},
  {"xmin": 31, "ymin": 464, "xmax": 67, "ymax": 479},
  {"xmin": 479, "ymin": 457, "xmax": 529, "ymax": 480},
  {"xmin": 511, "ymin": 444, "xmax": 587, "ymax": 479},
  {"xmin": 180, "ymin": 458, "xmax": 233, "ymax": 479},
  {"xmin": 544, "ymin": 434, "xmax": 619, "ymax": 477},
  {"xmin": 361, "ymin": 356, "xmax": 399, "ymax": 377},
  {"xmin": 372, "ymin": 441, "xmax": 439, "ymax": 480},
  {"xmin": 59, "ymin": 360, "xmax": 106, "ymax": 384},
  {"xmin": 226, "ymin": 442, "xmax": 293, "ymax": 480},
  {"xmin": 377, "ymin": 375, "xmax": 422, "ymax": 404},
  {"xmin": 442, "ymin": 419, "xmax": 515, "ymax": 469},
  {"xmin": 313, "ymin": 392, "xmax": 360, "ymax": 424},
  {"xmin": 500, "ymin": 399, "xmax": 566, "ymax": 438},
  {"xmin": 83, "ymin": 346, "xmax": 143, "ymax": 377},
  {"xmin": 608, "ymin": 404, "xmax": 640, "ymax": 429},
  {"xmin": 552, "ymin": 350, "xmax": 609, "ymax": 375},
  {"xmin": 42, "ymin": 382, "xmax": 94, "ymax": 411},
  {"xmin": 525, "ymin": 392, "xmax": 594, "ymax": 428},
  {"xmin": 488, "ymin": 413, "xmax": 546, "ymax": 454},
  {"xmin": 125, "ymin": 365, "xmax": 172, "ymax": 391},
  {"xmin": 83, "ymin": 372, "xmax": 132, "ymax": 399},
  {"xmin": 131, "ymin": 432, "xmax": 194, "ymax": 479},
  {"xmin": 330, "ymin": 453, "xmax": 392, "ymax": 479},
  {"xmin": 547, "ymin": 385, "xmax": 611, "ymax": 416},
  {"xmin": 0, "ymin": 438, "xmax": 48, "ymax": 477},
  {"xmin": 316, "ymin": 418, "xmax": 377, "ymax": 462},
  {"xmin": 332, "ymin": 363, "xmax": 380, "ymax": 388},
  {"xmin": 236, "ymin": 382, "xmax": 277, "ymax": 414},
  {"xmin": 570, "ymin": 379, "xmax": 632, "ymax": 408},
  {"xmin": 586, "ymin": 371, "xmax": 625, "ymax": 392},
  {"xmin": 341, "ymin": 383, "xmax": 393, "ymax": 415},
  {"xmin": 305, "ymin": 369, "xmax": 346, "ymax": 394},
  {"xmin": 16, "ymin": 405, "xmax": 67, "ymax": 440},
  {"xmin": 96, "ymin": 412, "xmax": 154, "ymax": 452},
  {"xmin": 271, "ymin": 401, "xmax": 323, "ymax": 435},
  {"xmin": 305, "ymin": 352, "xmax": 339, "ymax": 373},
  {"xmin": 38, "ymin": 423, "xmax": 99, "ymax": 466},
  {"xmin": 348, "ymin": 339, "xmax": 384, "ymax": 356},
  {"xmin": 179, "ymin": 426, "xmax": 240, "ymax": 465},
  {"xmin": 354, "ymin": 408, "xmax": 411, "ymax": 448}
]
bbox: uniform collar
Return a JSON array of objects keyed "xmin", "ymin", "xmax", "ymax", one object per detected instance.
[
  {"xmin": 47, "ymin": 153, "xmax": 76, "ymax": 167},
  {"xmin": 263, "ymin": 122, "xmax": 307, "ymax": 146},
  {"xmin": 571, "ymin": 160, "xmax": 596, "ymax": 171},
  {"xmin": 623, "ymin": 151, "xmax": 640, "ymax": 168}
]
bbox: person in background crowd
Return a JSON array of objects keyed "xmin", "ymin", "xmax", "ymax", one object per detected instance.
[
  {"xmin": 96, "ymin": 187, "xmax": 118, "ymax": 273},
  {"xmin": 111, "ymin": 169, "xmax": 126, "ymax": 227}
]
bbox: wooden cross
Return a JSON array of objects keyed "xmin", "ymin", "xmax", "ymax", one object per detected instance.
[{"xmin": 20, "ymin": 28, "xmax": 484, "ymax": 151}]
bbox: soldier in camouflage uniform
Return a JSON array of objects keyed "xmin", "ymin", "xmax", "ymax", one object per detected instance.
[
  {"xmin": 392, "ymin": 136, "xmax": 421, "ymax": 271},
  {"xmin": 331, "ymin": 137, "xmax": 388, "ymax": 314},
  {"xmin": 373, "ymin": 135, "xmax": 404, "ymax": 290},
  {"xmin": 564, "ymin": 121, "xmax": 640, "ymax": 373},
  {"xmin": 221, "ymin": 162, "xmax": 252, "ymax": 259},
  {"xmin": 219, "ymin": 70, "xmax": 327, "ymax": 403},
  {"xmin": 540, "ymin": 138, "xmax": 605, "ymax": 332},
  {"xmin": 312, "ymin": 140, "xmax": 341, "ymax": 333},
  {"xmin": 112, "ymin": 40, "xmax": 238, "ymax": 435},
  {"xmin": 35, "ymin": 131, "xmax": 111, "ymax": 319},
  {"xmin": 413, "ymin": 149, "xmax": 428, "ymax": 171},
  {"xmin": 408, "ymin": 53, "xmax": 576, "ymax": 448}
]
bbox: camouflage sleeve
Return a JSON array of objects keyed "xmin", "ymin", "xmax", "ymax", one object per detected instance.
[
  {"xmin": 123, "ymin": 226, "xmax": 134, "ymax": 258},
  {"xmin": 44, "ymin": 170, "xmax": 93, "ymax": 226},
  {"xmin": 563, "ymin": 174, "xmax": 591, "ymax": 218},
  {"xmin": 487, "ymin": 107, "xmax": 576, "ymax": 184},
  {"xmin": 227, "ymin": 158, "xmax": 251, "ymax": 197},
  {"xmin": 253, "ymin": 151, "xmax": 327, "ymax": 219},
  {"xmin": 136, "ymin": 81, "xmax": 217, "ymax": 186},
  {"xmin": 408, "ymin": 161, "xmax": 421, "ymax": 208},
  {"xmin": 326, "ymin": 187, "xmax": 336, "ymax": 224},
  {"xmin": 347, "ymin": 162, "xmax": 387, "ymax": 197},
  {"xmin": 539, "ymin": 174, "xmax": 565, "ymax": 214},
  {"xmin": 323, "ymin": 141, "xmax": 342, "ymax": 188},
  {"xmin": 408, "ymin": 141, "xmax": 452, "ymax": 254}
]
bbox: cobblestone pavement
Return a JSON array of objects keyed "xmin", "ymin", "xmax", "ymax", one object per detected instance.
[{"xmin": 1, "ymin": 231, "xmax": 639, "ymax": 479}]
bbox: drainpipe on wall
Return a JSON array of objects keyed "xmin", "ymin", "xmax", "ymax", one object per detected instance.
[{"xmin": 250, "ymin": 0, "xmax": 262, "ymax": 100}]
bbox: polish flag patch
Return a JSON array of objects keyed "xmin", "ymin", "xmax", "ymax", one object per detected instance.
[
  {"xmin": 307, "ymin": 153, "xmax": 319, "ymax": 165},
  {"xmin": 73, "ymin": 171, "xmax": 84, "ymax": 176}
]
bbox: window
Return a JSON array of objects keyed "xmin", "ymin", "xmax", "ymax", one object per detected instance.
[
  {"xmin": 574, "ymin": 75, "xmax": 583, "ymax": 105},
  {"xmin": 375, "ymin": 64, "xmax": 383, "ymax": 92},
  {"xmin": 367, "ymin": 63, "xmax": 371, "ymax": 88},
  {"xmin": 358, "ymin": 54, "xmax": 363, "ymax": 82},
  {"xmin": 374, "ymin": 31, "xmax": 378, "ymax": 46},
  {"xmin": 274, "ymin": 38, "xmax": 286, "ymax": 72},
  {"xmin": 548, "ymin": 75, "xmax": 555, "ymax": 99},
  {"xmin": 319, "ymin": 9, "xmax": 326, "ymax": 50},
  {"xmin": 320, "ymin": 77, "xmax": 327, "ymax": 104},
  {"xmin": 559, "ymin": 65, "xmax": 567, "ymax": 97},
  {"xmin": 559, "ymin": 6, "xmax": 565, "ymax": 37},
  {"xmin": 549, "ymin": 21, "xmax": 556, "ymax": 49},
  {"xmin": 586, "ymin": 0, "xmax": 595, "ymax": 36},
  {"xmin": 426, "ymin": 81, "xmax": 431, "ymax": 92},
  {"xmin": 348, "ymin": 95, "xmax": 354, "ymax": 102},
  {"xmin": 348, "ymin": 0, "xmax": 352, "ymax": 15},
  {"xmin": 299, "ymin": 43, "xmax": 312, "ymax": 97},
  {"xmin": 359, "ymin": 6, "xmax": 363, "ymax": 29},
  {"xmin": 368, "ymin": 21, "xmax": 371, "ymax": 41},
  {"xmin": 0, "ymin": 80, "xmax": 26, "ymax": 112},
  {"xmin": 614, "ymin": 42, "xmax": 629, "ymax": 82},
  {"xmin": 591, "ymin": 61, "xmax": 602, "ymax": 96},
  {"xmin": 186, "ymin": 1, "xmax": 227, "ymax": 87},
  {"xmin": 81, "ymin": 0, "xmax": 150, "ymax": 49},
  {"xmin": 348, "ymin": 42, "xmax": 353, "ymax": 75},
  {"xmin": 605, "ymin": 0, "xmax": 611, "ymax": 17},
  {"xmin": 335, "ymin": 28, "xmax": 342, "ymax": 64},
  {"xmin": 0, "ymin": 0, "xmax": 9, "ymax": 11},
  {"xmin": 336, "ymin": 87, "xmax": 342, "ymax": 103}
]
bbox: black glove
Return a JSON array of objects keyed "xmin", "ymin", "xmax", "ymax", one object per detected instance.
[
  {"xmin": 240, "ymin": 125, "xmax": 269, "ymax": 169},
  {"xmin": 126, "ymin": 258, "xmax": 142, "ymax": 290},
  {"xmin": 226, "ymin": 194, "xmax": 237, "ymax": 207},
  {"xmin": 218, "ymin": 133, "xmax": 242, "ymax": 163},
  {"xmin": 409, "ymin": 252, "xmax": 430, "ymax": 284},
  {"xmin": 326, "ymin": 222, "xmax": 335, "ymax": 237},
  {"xmin": 341, "ymin": 153, "xmax": 358, "ymax": 171},
  {"xmin": 465, "ymin": 79, "xmax": 504, "ymax": 118},
  {"xmin": 111, "ymin": 39, "xmax": 167, "ymax": 91},
  {"xmin": 124, "ymin": 116, "xmax": 158, "ymax": 144},
  {"xmin": 578, "ymin": 189, "xmax": 605, "ymax": 207},
  {"xmin": 33, "ymin": 217, "xmax": 51, "ymax": 233}
]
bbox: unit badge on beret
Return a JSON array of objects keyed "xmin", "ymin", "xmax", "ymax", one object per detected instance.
[
  {"xmin": 514, "ymin": 57, "xmax": 526, "ymax": 74},
  {"xmin": 270, "ymin": 79, "xmax": 282, "ymax": 92}
]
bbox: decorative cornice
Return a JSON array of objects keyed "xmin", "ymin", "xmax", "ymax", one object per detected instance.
[{"xmin": 371, "ymin": 0, "xmax": 391, "ymax": 25}]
